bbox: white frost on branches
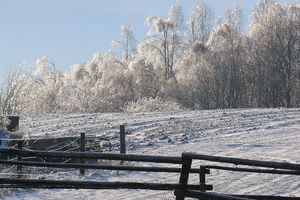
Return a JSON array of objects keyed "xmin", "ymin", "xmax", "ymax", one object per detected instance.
[{"xmin": 1, "ymin": 1, "xmax": 299, "ymax": 115}]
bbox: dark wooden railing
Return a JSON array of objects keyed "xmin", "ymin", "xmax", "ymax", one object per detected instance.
[
  {"xmin": 0, "ymin": 148, "xmax": 212, "ymax": 192},
  {"xmin": 175, "ymin": 152, "xmax": 300, "ymax": 200},
  {"xmin": 0, "ymin": 148, "xmax": 299, "ymax": 199},
  {"xmin": 1, "ymin": 125, "xmax": 299, "ymax": 199}
]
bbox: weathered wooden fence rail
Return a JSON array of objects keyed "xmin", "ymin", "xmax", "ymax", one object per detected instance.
[
  {"xmin": 0, "ymin": 148, "xmax": 201, "ymax": 174},
  {"xmin": 0, "ymin": 159, "xmax": 203, "ymax": 173},
  {"xmin": 0, "ymin": 177, "xmax": 202, "ymax": 191},
  {"xmin": 0, "ymin": 148, "xmax": 182, "ymax": 163},
  {"xmin": 0, "ymin": 148, "xmax": 213, "ymax": 192},
  {"xmin": 0, "ymin": 148, "xmax": 300, "ymax": 199},
  {"xmin": 175, "ymin": 152, "xmax": 300, "ymax": 200},
  {"xmin": 184, "ymin": 152, "xmax": 300, "ymax": 171}
]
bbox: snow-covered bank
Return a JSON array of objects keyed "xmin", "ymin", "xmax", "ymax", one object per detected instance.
[{"xmin": 3, "ymin": 108, "xmax": 300, "ymax": 199}]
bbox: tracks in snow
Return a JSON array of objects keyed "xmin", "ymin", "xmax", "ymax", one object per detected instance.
[{"xmin": 7, "ymin": 108, "xmax": 300, "ymax": 199}]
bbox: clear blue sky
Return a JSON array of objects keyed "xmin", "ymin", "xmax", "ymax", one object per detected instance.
[{"xmin": 0, "ymin": 0, "xmax": 298, "ymax": 78}]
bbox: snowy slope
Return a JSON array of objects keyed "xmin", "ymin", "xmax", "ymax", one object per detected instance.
[{"xmin": 3, "ymin": 108, "xmax": 300, "ymax": 199}]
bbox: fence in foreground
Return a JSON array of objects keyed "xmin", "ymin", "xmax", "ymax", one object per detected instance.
[
  {"xmin": 175, "ymin": 152, "xmax": 300, "ymax": 200},
  {"xmin": 0, "ymin": 149, "xmax": 299, "ymax": 199}
]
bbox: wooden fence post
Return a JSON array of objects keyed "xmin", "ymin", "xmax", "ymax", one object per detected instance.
[
  {"xmin": 175, "ymin": 153, "xmax": 192, "ymax": 200},
  {"xmin": 80, "ymin": 133, "xmax": 85, "ymax": 175},
  {"xmin": 199, "ymin": 166, "xmax": 210, "ymax": 192},
  {"xmin": 120, "ymin": 125, "xmax": 126, "ymax": 154},
  {"xmin": 17, "ymin": 140, "xmax": 22, "ymax": 172}
]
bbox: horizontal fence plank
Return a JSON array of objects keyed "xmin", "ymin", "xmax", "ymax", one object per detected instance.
[
  {"xmin": 175, "ymin": 190, "xmax": 253, "ymax": 200},
  {"xmin": 184, "ymin": 153, "xmax": 300, "ymax": 171},
  {"xmin": 0, "ymin": 178, "xmax": 199, "ymax": 190},
  {"xmin": 183, "ymin": 191, "xmax": 300, "ymax": 200},
  {"xmin": 233, "ymin": 195, "xmax": 300, "ymax": 200},
  {"xmin": 0, "ymin": 148, "xmax": 182, "ymax": 164},
  {"xmin": 205, "ymin": 165, "xmax": 300, "ymax": 175},
  {"xmin": 0, "ymin": 159, "xmax": 202, "ymax": 173}
]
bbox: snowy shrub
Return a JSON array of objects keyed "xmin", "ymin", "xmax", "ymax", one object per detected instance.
[{"xmin": 124, "ymin": 97, "xmax": 184, "ymax": 112}]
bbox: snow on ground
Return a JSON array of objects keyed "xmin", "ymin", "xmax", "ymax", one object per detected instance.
[{"xmin": 2, "ymin": 108, "xmax": 300, "ymax": 199}]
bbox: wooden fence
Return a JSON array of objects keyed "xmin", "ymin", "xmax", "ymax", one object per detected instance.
[
  {"xmin": 0, "ymin": 149, "xmax": 299, "ymax": 199},
  {"xmin": 0, "ymin": 127, "xmax": 299, "ymax": 199},
  {"xmin": 0, "ymin": 148, "xmax": 212, "ymax": 192},
  {"xmin": 175, "ymin": 152, "xmax": 300, "ymax": 200}
]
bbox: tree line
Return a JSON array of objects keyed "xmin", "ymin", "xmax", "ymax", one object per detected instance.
[{"xmin": 1, "ymin": 0, "xmax": 300, "ymax": 115}]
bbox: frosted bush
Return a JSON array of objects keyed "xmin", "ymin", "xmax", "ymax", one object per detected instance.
[{"xmin": 124, "ymin": 97, "xmax": 184, "ymax": 112}]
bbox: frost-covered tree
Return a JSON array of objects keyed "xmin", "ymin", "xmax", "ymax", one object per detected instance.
[
  {"xmin": 112, "ymin": 23, "xmax": 136, "ymax": 63},
  {"xmin": 249, "ymin": 0, "xmax": 277, "ymax": 29},
  {"xmin": 177, "ymin": 44, "xmax": 214, "ymax": 109},
  {"xmin": 1, "ymin": 1, "xmax": 300, "ymax": 115},
  {"xmin": 250, "ymin": 4, "xmax": 300, "ymax": 107},
  {"xmin": 128, "ymin": 56, "xmax": 159, "ymax": 99},
  {"xmin": 0, "ymin": 65, "xmax": 30, "ymax": 115},
  {"xmin": 64, "ymin": 52, "xmax": 135, "ymax": 113},
  {"xmin": 186, "ymin": 1, "xmax": 212, "ymax": 45},
  {"xmin": 199, "ymin": 3, "xmax": 247, "ymax": 109},
  {"xmin": 224, "ymin": 3, "xmax": 243, "ymax": 32},
  {"xmin": 18, "ymin": 57, "xmax": 65, "ymax": 115},
  {"xmin": 145, "ymin": 3, "xmax": 184, "ymax": 83}
]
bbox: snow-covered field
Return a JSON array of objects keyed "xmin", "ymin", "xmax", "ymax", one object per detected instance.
[{"xmin": 2, "ymin": 108, "xmax": 300, "ymax": 199}]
